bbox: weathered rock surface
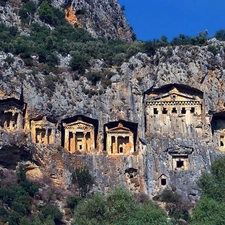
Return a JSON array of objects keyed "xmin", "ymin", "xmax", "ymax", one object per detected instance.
[
  {"xmin": 0, "ymin": 0, "xmax": 134, "ymax": 41},
  {"xmin": 1, "ymin": 39, "xmax": 225, "ymax": 205},
  {"xmin": 1, "ymin": 1, "xmax": 225, "ymax": 208}
]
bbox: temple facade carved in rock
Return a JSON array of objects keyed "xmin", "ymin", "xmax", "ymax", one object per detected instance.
[
  {"xmin": 0, "ymin": 98, "xmax": 26, "ymax": 132},
  {"xmin": 145, "ymin": 84, "xmax": 205, "ymax": 138},
  {"xmin": 0, "ymin": 84, "xmax": 224, "ymax": 156},
  {"xmin": 30, "ymin": 116, "xmax": 57, "ymax": 145},
  {"xmin": 105, "ymin": 122, "xmax": 135, "ymax": 154},
  {"xmin": 211, "ymin": 112, "xmax": 225, "ymax": 151},
  {"xmin": 61, "ymin": 115, "xmax": 98, "ymax": 153}
]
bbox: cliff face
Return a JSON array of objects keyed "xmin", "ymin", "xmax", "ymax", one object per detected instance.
[
  {"xmin": 61, "ymin": 0, "xmax": 134, "ymax": 41},
  {"xmin": 1, "ymin": 0, "xmax": 225, "ymax": 207},
  {"xmin": 0, "ymin": 0, "xmax": 134, "ymax": 42},
  {"xmin": 1, "ymin": 38, "xmax": 225, "ymax": 204}
]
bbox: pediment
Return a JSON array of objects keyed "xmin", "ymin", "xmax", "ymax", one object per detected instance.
[
  {"xmin": 31, "ymin": 116, "xmax": 56, "ymax": 126},
  {"xmin": 108, "ymin": 123, "xmax": 131, "ymax": 133},
  {"xmin": 64, "ymin": 120, "xmax": 94, "ymax": 129},
  {"xmin": 166, "ymin": 145, "xmax": 193, "ymax": 155},
  {"xmin": 150, "ymin": 87, "xmax": 197, "ymax": 102}
]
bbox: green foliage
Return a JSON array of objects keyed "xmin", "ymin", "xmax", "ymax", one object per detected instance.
[
  {"xmin": 191, "ymin": 197, "xmax": 225, "ymax": 225},
  {"xmin": 86, "ymin": 71, "xmax": 102, "ymax": 85},
  {"xmin": 72, "ymin": 167, "xmax": 94, "ymax": 197},
  {"xmin": 67, "ymin": 196, "xmax": 82, "ymax": 209},
  {"xmin": 73, "ymin": 187, "xmax": 171, "ymax": 225},
  {"xmin": 197, "ymin": 156, "xmax": 225, "ymax": 202},
  {"xmin": 0, "ymin": 0, "xmax": 7, "ymax": 6},
  {"xmin": 19, "ymin": 1, "xmax": 37, "ymax": 24},
  {"xmin": 5, "ymin": 55, "xmax": 15, "ymax": 65},
  {"xmin": 38, "ymin": 1, "xmax": 54, "ymax": 24},
  {"xmin": 17, "ymin": 164, "xmax": 27, "ymax": 183},
  {"xmin": 74, "ymin": 192, "xmax": 107, "ymax": 225},
  {"xmin": 39, "ymin": 204, "xmax": 63, "ymax": 224},
  {"xmin": 45, "ymin": 74, "xmax": 56, "ymax": 91},
  {"xmin": 69, "ymin": 53, "xmax": 90, "ymax": 74},
  {"xmin": 154, "ymin": 189, "xmax": 181, "ymax": 203},
  {"xmin": 191, "ymin": 156, "xmax": 225, "ymax": 224},
  {"xmin": 153, "ymin": 190, "xmax": 190, "ymax": 223},
  {"xmin": 215, "ymin": 29, "xmax": 225, "ymax": 41}
]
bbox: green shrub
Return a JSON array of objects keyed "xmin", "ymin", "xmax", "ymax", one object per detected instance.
[
  {"xmin": 19, "ymin": 1, "xmax": 37, "ymax": 24},
  {"xmin": 69, "ymin": 54, "xmax": 90, "ymax": 74},
  {"xmin": 208, "ymin": 45, "xmax": 219, "ymax": 56},
  {"xmin": 67, "ymin": 196, "xmax": 82, "ymax": 209},
  {"xmin": 72, "ymin": 167, "xmax": 94, "ymax": 197},
  {"xmin": 215, "ymin": 29, "xmax": 225, "ymax": 41},
  {"xmin": 39, "ymin": 204, "xmax": 63, "ymax": 224},
  {"xmin": 73, "ymin": 187, "xmax": 170, "ymax": 225},
  {"xmin": 45, "ymin": 74, "xmax": 56, "ymax": 91},
  {"xmin": 38, "ymin": 1, "xmax": 54, "ymax": 24},
  {"xmin": 86, "ymin": 72, "xmax": 102, "ymax": 85}
]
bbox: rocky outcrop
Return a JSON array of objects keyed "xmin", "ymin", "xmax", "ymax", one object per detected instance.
[
  {"xmin": 1, "ymin": 0, "xmax": 225, "ymax": 206},
  {"xmin": 0, "ymin": 0, "xmax": 134, "ymax": 42},
  {"xmin": 55, "ymin": 0, "xmax": 134, "ymax": 41},
  {"xmin": 0, "ymin": 38, "xmax": 225, "ymax": 205}
]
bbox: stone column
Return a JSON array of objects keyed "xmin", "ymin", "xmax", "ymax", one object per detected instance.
[
  {"xmin": 91, "ymin": 129, "xmax": 95, "ymax": 150},
  {"xmin": 31, "ymin": 122, "xmax": 35, "ymax": 143},
  {"xmin": 64, "ymin": 129, "xmax": 69, "ymax": 151},
  {"xmin": 129, "ymin": 134, "xmax": 134, "ymax": 153},
  {"xmin": 52, "ymin": 128, "xmax": 55, "ymax": 144},
  {"xmin": 186, "ymin": 105, "xmax": 191, "ymax": 125},
  {"xmin": 115, "ymin": 135, "xmax": 118, "ymax": 154},
  {"xmin": 84, "ymin": 132, "xmax": 87, "ymax": 151},
  {"xmin": 107, "ymin": 133, "xmax": 111, "ymax": 154},
  {"xmin": 45, "ymin": 129, "xmax": 48, "ymax": 144},
  {"xmin": 71, "ymin": 132, "xmax": 76, "ymax": 153}
]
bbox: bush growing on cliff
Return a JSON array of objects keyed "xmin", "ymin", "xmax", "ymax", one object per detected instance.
[
  {"xmin": 190, "ymin": 156, "xmax": 225, "ymax": 224},
  {"xmin": 73, "ymin": 187, "xmax": 171, "ymax": 225},
  {"xmin": 72, "ymin": 167, "xmax": 94, "ymax": 197},
  {"xmin": 19, "ymin": 1, "xmax": 37, "ymax": 24}
]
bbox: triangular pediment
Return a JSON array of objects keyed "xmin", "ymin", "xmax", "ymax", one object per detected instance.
[
  {"xmin": 150, "ymin": 87, "xmax": 197, "ymax": 102},
  {"xmin": 31, "ymin": 116, "xmax": 56, "ymax": 127},
  {"xmin": 64, "ymin": 120, "xmax": 93, "ymax": 129},
  {"xmin": 108, "ymin": 123, "xmax": 131, "ymax": 133}
]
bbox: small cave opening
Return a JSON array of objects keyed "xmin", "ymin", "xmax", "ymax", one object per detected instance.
[{"xmin": 125, "ymin": 168, "xmax": 138, "ymax": 178}]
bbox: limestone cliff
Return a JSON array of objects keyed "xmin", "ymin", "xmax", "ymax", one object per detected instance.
[
  {"xmin": 1, "ymin": 38, "xmax": 225, "ymax": 205},
  {"xmin": 61, "ymin": 0, "xmax": 134, "ymax": 41},
  {"xmin": 0, "ymin": 0, "xmax": 134, "ymax": 41},
  {"xmin": 1, "ymin": 0, "xmax": 225, "ymax": 210}
]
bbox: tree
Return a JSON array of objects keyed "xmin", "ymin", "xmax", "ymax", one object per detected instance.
[
  {"xmin": 69, "ymin": 53, "xmax": 90, "ymax": 74},
  {"xmin": 72, "ymin": 187, "xmax": 171, "ymax": 225},
  {"xmin": 191, "ymin": 156, "xmax": 225, "ymax": 224},
  {"xmin": 38, "ymin": 1, "xmax": 54, "ymax": 24},
  {"xmin": 16, "ymin": 164, "xmax": 26, "ymax": 183},
  {"xmin": 19, "ymin": 1, "xmax": 37, "ymax": 24},
  {"xmin": 72, "ymin": 167, "xmax": 94, "ymax": 197},
  {"xmin": 215, "ymin": 29, "xmax": 225, "ymax": 41},
  {"xmin": 191, "ymin": 197, "xmax": 225, "ymax": 225}
]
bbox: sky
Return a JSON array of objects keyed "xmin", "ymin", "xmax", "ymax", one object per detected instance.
[{"xmin": 118, "ymin": 0, "xmax": 225, "ymax": 41}]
